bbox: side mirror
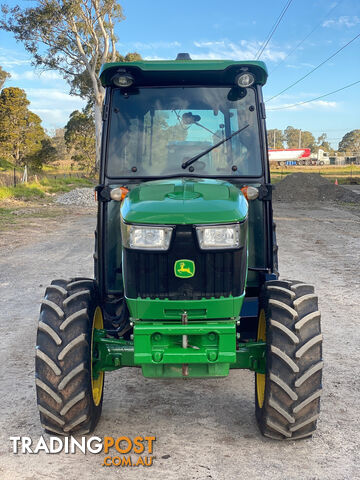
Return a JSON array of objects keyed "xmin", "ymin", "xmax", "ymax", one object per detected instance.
[{"xmin": 227, "ymin": 87, "xmax": 247, "ymax": 101}]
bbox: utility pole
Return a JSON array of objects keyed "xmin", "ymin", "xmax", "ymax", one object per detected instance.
[
  {"xmin": 273, "ymin": 130, "xmax": 276, "ymax": 149},
  {"xmin": 298, "ymin": 129, "xmax": 302, "ymax": 148}
]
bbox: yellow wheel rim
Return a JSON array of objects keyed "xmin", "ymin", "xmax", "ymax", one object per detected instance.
[
  {"xmin": 91, "ymin": 306, "xmax": 104, "ymax": 406},
  {"xmin": 256, "ymin": 308, "xmax": 266, "ymax": 408}
]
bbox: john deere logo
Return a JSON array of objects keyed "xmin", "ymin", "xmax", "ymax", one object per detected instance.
[{"xmin": 174, "ymin": 259, "xmax": 195, "ymax": 278}]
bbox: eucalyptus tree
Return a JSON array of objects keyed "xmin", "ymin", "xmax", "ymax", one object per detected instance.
[
  {"xmin": 1, "ymin": 0, "xmax": 135, "ymax": 169},
  {"xmin": 338, "ymin": 130, "xmax": 360, "ymax": 155}
]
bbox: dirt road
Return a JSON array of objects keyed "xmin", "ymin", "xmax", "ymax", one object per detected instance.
[{"xmin": 0, "ymin": 202, "xmax": 359, "ymax": 480}]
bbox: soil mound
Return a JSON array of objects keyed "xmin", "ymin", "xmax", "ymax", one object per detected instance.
[{"xmin": 273, "ymin": 173, "xmax": 360, "ymax": 203}]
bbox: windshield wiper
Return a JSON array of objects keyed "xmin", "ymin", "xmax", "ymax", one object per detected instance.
[{"xmin": 181, "ymin": 123, "xmax": 249, "ymax": 170}]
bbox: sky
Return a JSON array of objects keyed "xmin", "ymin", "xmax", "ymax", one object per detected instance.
[{"xmin": 0, "ymin": 0, "xmax": 359, "ymax": 148}]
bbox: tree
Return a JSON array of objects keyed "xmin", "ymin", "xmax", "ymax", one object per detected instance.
[
  {"xmin": 51, "ymin": 128, "xmax": 70, "ymax": 164},
  {"xmin": 267, "ymin": 129, "xmax": 284, "ymax": 149},
  {"xmin": 143, "ymin": 112, "xmax": 187, "ymax": 171},
  {"xmin": 1, "ymin": 0, "xmax": 140, "ymax": 169},
  {"xmin": 64, "ymin": 109, "xmax": 96, "ymax": 173},
  {"xmin": 25, "ymin": 137, "xmax": 57, "ymax": 170},
  {"xmin": 315, "ymin": 133, "xmax": 334, "ymax": 154},
  {"xmin": 284, "ymin": 126, "xmax": 316, "ymax": 150},
  {"xmin": 338, "ymin": 129, "xmax": 360, "ymax": 155},
  {"xmin": 0, "ymin": 65, "xmax": 10, "ymax": 90},
  {"xmin": 0, "ymin": 87, "xmax": 45, "ymax": 165}
]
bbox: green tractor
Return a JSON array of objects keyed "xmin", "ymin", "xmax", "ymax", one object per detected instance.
[{"xmin": 35, "ymin": 54, "xmax": 323, "ymax": 440}]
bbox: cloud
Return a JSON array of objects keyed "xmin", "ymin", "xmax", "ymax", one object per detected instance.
[
  {"xmin": 25, "ymin": 90, "xmax": 86, "ymax": 128},
  {"xmin": 322, "ymin": 16, "xmax": 360, "ymax": 28},
  {"xmin": 27, "ymin": 88, "xmax": 85, "ymax": 106},
  {"xmin": 143, "ymin": 55, "xmax": 167, "ymax": 60},
  {"xmin": 194, "ymin": 41, "xmax": 226, "ymax": 48},
  {"xmin": 275, "ymin": 92, "xmax": 326, "ymax": 99},
  {"xmin": 31, "ymin": 108, "xmax": 87, "ymax": 129},
  {"xmin": 191, "ymin": 39, "xmax": 286, "ymax": 62},
  {"xmin": 8, "ymin": 70, "xmax": 63, "ymax": 82},
  {"xmin": 0, "ymin": 56, "xmax": 30, "ymax": 68},
  {"xmin": 267, "ymin": 100, "xmax": 338, "ymax": 111},
  {"xmin": 286, "ymin": 62, "xmax": 316, "ymax": 69},
  {"xmin": 129, "ymin": 41, "xmax": 181, "ymax": 50},
  {"xmin": 0, "ymin": 47, "xmax": 32, "ymax": 69}
]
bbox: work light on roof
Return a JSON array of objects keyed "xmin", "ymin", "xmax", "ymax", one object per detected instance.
[
  {"xmin": 112, "ymin": 72, "xmax": 134, "ymax": 88},
  {"xmin": 235, "ymin": 72, "xmax": 255, "ymax": 88}
]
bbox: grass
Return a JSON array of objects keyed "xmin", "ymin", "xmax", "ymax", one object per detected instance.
[
  {"xmin": 0, "ymin": 207, "xmax": 16, "ymax": 227},
  {"xmin": 0, "ymin": 158, "xmax": 22, "ymax": 172},
  {"xmin": 1, "ymin": 183, "xmax": 46, "ymax": 200},
  {"xmin": 271, "ymin": 164, "xmax": 360, "ymax": 176},
  {"xmin": 39, "ymin": 176, "xmax": 94, "ymax": 193},
  {"xmin": 271, "ymin": 165, "xmax": 360, "ymax": 184},
  {"xmin": 0, "ymin": 176, "xmax": 94, "ymax": 201}
]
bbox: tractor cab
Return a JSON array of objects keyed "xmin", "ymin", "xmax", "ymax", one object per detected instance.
[
  {"xmin": 97, "ymin": 56, "xmax": 274, "ymax": 302},
  {"xmin": 95, "ymin": 55, "xmax": 274, "ymax": 378}
]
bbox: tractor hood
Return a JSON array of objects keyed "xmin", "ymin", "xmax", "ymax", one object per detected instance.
[{"xmin": 120, "ymin": 178, "xmax": 248, "ymax": 225}]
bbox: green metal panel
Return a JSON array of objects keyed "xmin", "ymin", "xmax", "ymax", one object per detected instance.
[
  {"xmin": 246, "ymin": 190, "xmax": 267, "ymax": 287},
  {"xmin": 93, "ymin": 328, "xmax": 266, "ymax": 379},
  {"xmin": 134, "ymin": 321, "xmax": 236, "ymax": 363},
  {"xmin": 126, "ymin": 293, "xmax": 245, "ymax": 320},
  {"xmin": 141, "ymin": 363, "xmax": 231, "ymax": 378},
  {"xmin": 92, "ymin": 330, "xmax": 135, "ymax": 378},
  {"xmin": 99, "ymin": 59, "xmax": 268, "ymax": 87},
  {"xmin": 230, "ymin": 341, "xmax": 266, "ymax": 374},
  {"xmin": 121, "ymin": 178, "xmax": 248, "ymax": 225},
  {"xmin": 105, "ymin": 199, "xmax": 123, "ymax": 293},
  {"xmin": 134, "ymin": 320, "xmax": 235, "ymax": 378}
]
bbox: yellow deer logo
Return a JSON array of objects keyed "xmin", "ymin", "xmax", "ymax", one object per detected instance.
[
  {"xmin": 178, "ymin": 262, "xmax": 192, "ymax": 274},
  {"xmin": 174, "ymin": 259, "xmax": 195, "ymax": 278}
]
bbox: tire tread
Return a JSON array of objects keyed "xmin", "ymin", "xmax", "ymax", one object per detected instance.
[{"xmin": 256, "ymin": 280, "xmax": 323, "ymax": 440}]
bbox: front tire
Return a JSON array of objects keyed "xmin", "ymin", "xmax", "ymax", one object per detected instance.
[
  {"xmin": 35, "ymin": 278, "xmax": 104, "ymax": 435},
  {"xmin": 255, "ymin": 280, "xmax": 323, "ymax": 440}
]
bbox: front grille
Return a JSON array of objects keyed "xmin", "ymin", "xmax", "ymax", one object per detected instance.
[{"xmin": 123, "ymin": 225, "xmax": 246, "ymax": 300}]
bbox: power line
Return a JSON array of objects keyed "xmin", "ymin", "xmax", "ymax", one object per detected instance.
[
  {"xmin": 266, "ymin": 31, "xmax": 360, "ymax": 102},
  {"xmin": 255, "ymin": 0, "xmax": 294, "ymax": 60},
  {"xmin": 267, "ymin": 79, "xmax": 360, "ymax": 110},
  {"xmin": 269, "ymin": 0, "xmax": 344, "ymax": 75}
]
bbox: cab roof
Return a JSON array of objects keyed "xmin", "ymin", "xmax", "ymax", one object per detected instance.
[{"xmin": 99, "ymin": 59, "xmax": 268, "ymax": 87}]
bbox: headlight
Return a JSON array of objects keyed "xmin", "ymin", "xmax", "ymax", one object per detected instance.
[
  {"xmin": 196, "ymin": 222, "xmax": 247, "ymax": 250},
  {"xmin": 121, "ymin": 223, "xmax": 173, "ymax": 250},
  {"xmin": 112, "ymin": 72, "xmax": 134, "ymax": 88},
  {"xmin": 235, "ymin": 72, "xmax": 255, "ymax": 87}
]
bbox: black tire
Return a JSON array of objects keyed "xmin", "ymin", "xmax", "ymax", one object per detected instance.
[
  {"xmin": 255, "ymin": 280, "xmax": 323, "ymax": 440},
  {"xmin": 35, "ymin": 278, "xmax": 104, "ymax": 435}
]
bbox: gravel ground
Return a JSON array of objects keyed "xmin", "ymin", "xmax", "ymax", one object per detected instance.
[
  {"xmin": 0, "ymin": 202, "xmax": 359, "ymax": 480},
  {"xmin": 56, "ymin": 188, "xmax": 95, "ymax": 206}
]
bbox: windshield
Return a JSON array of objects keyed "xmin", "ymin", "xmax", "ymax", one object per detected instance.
[{"xmin": 106, "ymin": 86, "xmax": 262, "ymax": 177}]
